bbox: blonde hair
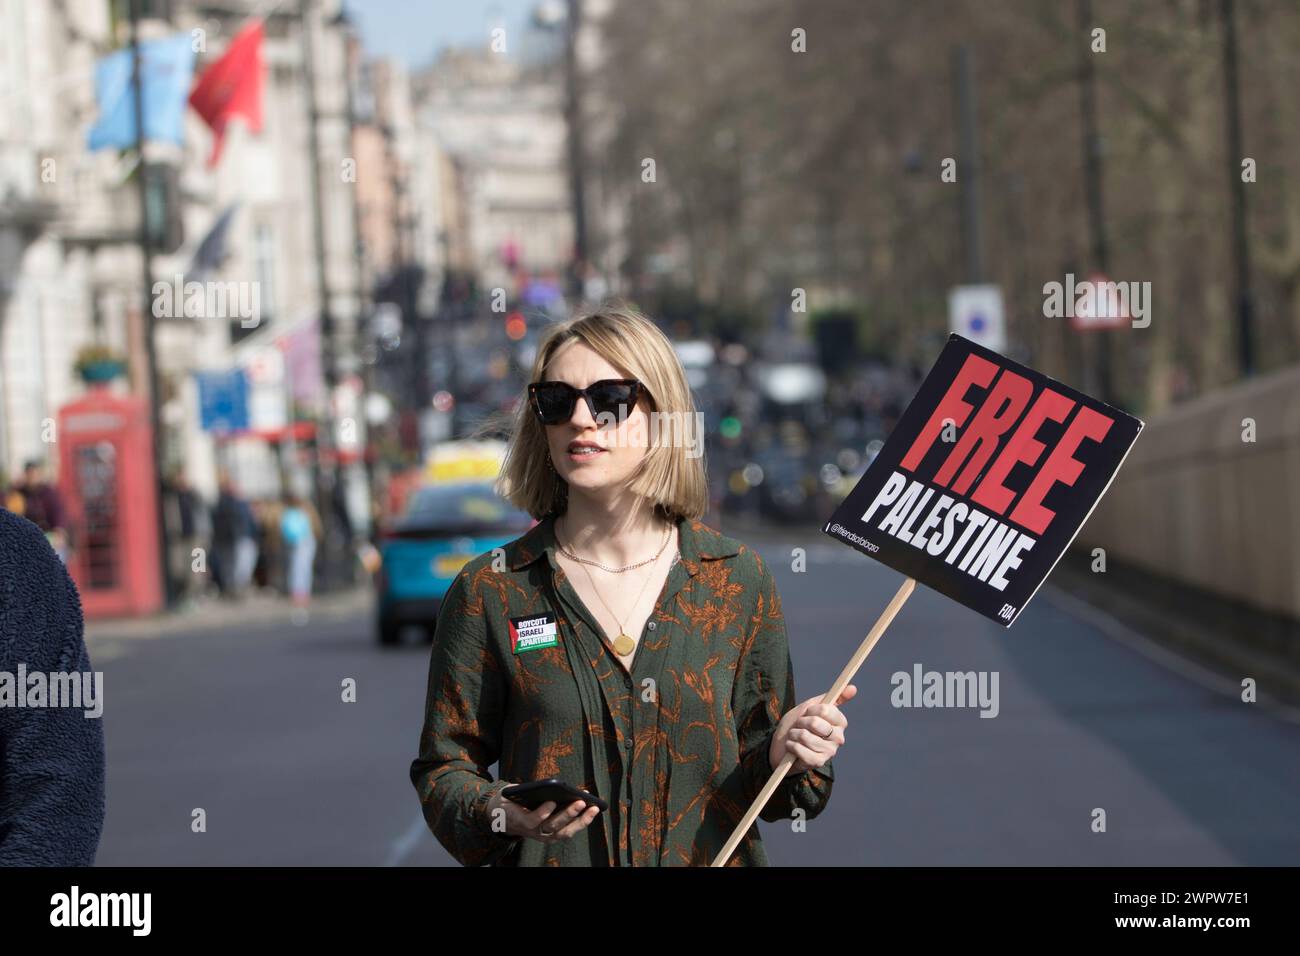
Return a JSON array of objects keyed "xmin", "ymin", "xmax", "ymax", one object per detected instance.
[{"xmin": 490, "ymin": 306, "xmax": 709, "ymax": 521}]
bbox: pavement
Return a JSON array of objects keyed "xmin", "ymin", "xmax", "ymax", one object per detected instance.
[
  {"xmin": 86, "ymin": 525, "xmax": 1300, "ymax": 866},
  {"xmin": 85, "ymin": 588, "xmax": 373, "ymax": 662}
]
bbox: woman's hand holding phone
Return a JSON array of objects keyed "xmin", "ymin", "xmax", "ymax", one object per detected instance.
[{"xmin": 487, "ymin": 785, "xmax": 602, "ymax": 844}]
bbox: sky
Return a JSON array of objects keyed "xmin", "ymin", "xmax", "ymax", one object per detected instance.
[{"xmin": 345, "ymin": 0, "xmax": 550, "ymax": 69}]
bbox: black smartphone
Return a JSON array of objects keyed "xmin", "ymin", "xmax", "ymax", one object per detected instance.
[{"xmin": 502, "ymin": 778, "xmax": 609, "ymax": 813}]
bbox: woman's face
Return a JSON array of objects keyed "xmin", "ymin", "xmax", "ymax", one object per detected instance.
[{"xmin": 539, "ymin": 342, "xmax": 651, "ymax": 500}]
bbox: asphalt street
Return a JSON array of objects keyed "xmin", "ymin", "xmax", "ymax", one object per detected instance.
[{"xmin": 89, "ymin": 529, "xmax": 1300, "ymax": 866}]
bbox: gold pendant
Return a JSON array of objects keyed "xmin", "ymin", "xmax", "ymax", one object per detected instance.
[{"xmin": 612, "ymin": 633, "xmax": 635, "ymax": 656}]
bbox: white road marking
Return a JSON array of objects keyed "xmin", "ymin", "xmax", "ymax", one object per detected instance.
[{"xmin": 385, "ymin": 811, "xmax": 432, "ymax": 867}]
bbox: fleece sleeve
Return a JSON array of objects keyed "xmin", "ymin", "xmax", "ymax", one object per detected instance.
[{"xmin": 0, "ymin": 523, "xmax": 106, "ymax": 866}]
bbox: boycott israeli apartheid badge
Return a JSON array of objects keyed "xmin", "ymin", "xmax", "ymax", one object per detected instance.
[
  {"xmin": 713, "ymin": 333, "xmax": 1143, "ymax": 867},
  {"xmin": 509, "ymin": 612, "xmax": 559, "ymax": 654}
]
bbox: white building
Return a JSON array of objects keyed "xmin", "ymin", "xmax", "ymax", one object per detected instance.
[
  {"xmin": 415, "ymin": 44, "xmax": 573, "ymax": 296},
  {"xmin": 0, "ymin": 0, "xmax": 116, "ymax": 476},
  {"xmin": 0, "ymin": 0, "xmax": 367, "ymax": 516}
]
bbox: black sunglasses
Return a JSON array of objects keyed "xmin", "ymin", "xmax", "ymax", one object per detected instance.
[{"xmin": 528, "ymin": 379, "xmax": 647, "ymax": 426}]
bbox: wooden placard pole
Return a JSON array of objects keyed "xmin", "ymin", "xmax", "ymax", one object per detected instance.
[{"xmin": 710, "ymin": 576, "xmax": 917, "ymax": 867}]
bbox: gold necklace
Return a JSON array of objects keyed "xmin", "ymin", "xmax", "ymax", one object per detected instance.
[
  {"xmin": 573, "ymin": 534, "xmax": 677, "ymax": 658},
  {"xmin": 556, "ymin": 517, "xmax": 672, "ymax": 573}
]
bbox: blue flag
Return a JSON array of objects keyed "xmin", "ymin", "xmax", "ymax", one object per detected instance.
[{"xmin": 87, "ymin": 33, "xmax": 195, "ymax": 151}]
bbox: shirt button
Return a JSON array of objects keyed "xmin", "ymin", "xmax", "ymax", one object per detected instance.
[
  {"xmin": 647, "ymin": 621, "xmax": 656, "ymax": 631},
  {"xmin": 624, "ymin": 676, "xmax": 632, "ymax": 689},
  {"xmin": 624, "ymin": 738, "xmax": 633, "ymax": 751}
]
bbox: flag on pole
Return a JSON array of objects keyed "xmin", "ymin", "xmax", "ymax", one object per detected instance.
[
  {"xmin": 187, "ymin": 203, "xmax": 241, "ymax": 281},
  {"xmin": 86, "ymin": 33, "xmax": 195, "ymax": 151},
  {"xmin": 188, "ymin": 20, "xmax": 265, "ymax": 167}
]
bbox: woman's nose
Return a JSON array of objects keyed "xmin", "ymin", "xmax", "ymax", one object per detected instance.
[{"xmin": 568, "ymin": 394, "xmax": 598, "ymax": 428}]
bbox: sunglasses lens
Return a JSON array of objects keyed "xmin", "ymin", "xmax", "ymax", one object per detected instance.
[
  {"xmin": 587, "ymin": 382, "xmax": 638, "ymax": 420},
  {"xmin": 533, "ymin": 385, "xmax": 576, "ymax": 424}
]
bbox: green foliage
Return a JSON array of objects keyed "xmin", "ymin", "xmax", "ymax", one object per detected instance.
[
  {"xmin": 72, "ymin": 344, "xmax": 126, "ymax": 376},
  {"xmin": 594, "ymin": 0, "xmax": 1300, "ymax": 409}
]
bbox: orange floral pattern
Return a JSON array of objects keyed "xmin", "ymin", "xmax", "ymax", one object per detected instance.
[{"xmin": 410, "ymin": 513, "xmax": 834, "ymax": 866}]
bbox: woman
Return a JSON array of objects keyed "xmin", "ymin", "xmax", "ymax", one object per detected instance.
[
  {"xmin": 280, "ymin": 492, "xmax": 320, "ymax": 609},
  {"xmin": 410, "ymin": 307, "xmax": 855, "ymax": 866}
]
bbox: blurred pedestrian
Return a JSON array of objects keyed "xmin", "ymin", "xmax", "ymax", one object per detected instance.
[
  {"xmin": 279, "ymin": 492, "xmax": 320, "ymax": 608},
  {"xmin": 330, "ymin": 476, "xmax": 355, "ymax": 583},
  {"xmin": 1, "ymin": 466, "xmax": 22, "ymax": 514},
  {"xmin": 211, "ymin": 474, "xmax": 257, "ymax": 598},
  {"xmin": 256, "ymin": 497, "xmax": 285, "ymax": 593},
  {"xmin": 0, "ymin": 508, "xmax": 106, "ymax": 865},
  {"xmin": 163, "ymin": 471, "xmax": 203, "ymax": 605},
  {"xmin": 16, "ymin": 459, "xmax": 68, "ymax": 564}
]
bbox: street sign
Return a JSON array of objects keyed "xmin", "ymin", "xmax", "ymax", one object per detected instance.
[
  {"xmin": 823, "ymin": 334, "xmax": 1143, "ymax": 627},
  {"xmin": 195, "ymin": 368, "xmax": 250, "ymax": 433},
  {"xmin": 948, "ymin": 284, "xmax": 1006, "ymax": 352},
  {"xmin": 245, "ymin": 346, "xmax": 284, "ymax": 385},
  {"xmin": 242, "ymin": 346, "xmax": 287, "ymax": 433}
]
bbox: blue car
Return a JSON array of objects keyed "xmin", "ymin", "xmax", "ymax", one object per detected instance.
[{"xmin": 375, "ymin": 480, "xmax": 535, "ymax": 645}]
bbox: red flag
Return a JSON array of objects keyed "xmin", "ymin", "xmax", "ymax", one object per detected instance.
[{"xmin": 189, "ymin": 19, "xmax": 263, "ymax": 166}]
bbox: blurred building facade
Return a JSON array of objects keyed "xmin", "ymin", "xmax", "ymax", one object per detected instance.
[
  {"xmin": 0, "ymin": 0, "xmax": 369, "ymax": 516},
  {"xmin": 571, "ymin": 0, "xmax": 625, "ymax": 304},
  {"xmin": 2, "ymin": 0, "xmax": 603, "ymax": 516},
  {"xmin": 0, "ymin": 0, "xmax": 117, "ymax": 476},
  {"xmin": 414, "ymin": 45, "xmax": 573, "ymax": 298}
]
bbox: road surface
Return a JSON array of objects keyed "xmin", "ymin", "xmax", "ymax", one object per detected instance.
[{"xmin": 89, "ymin": 528, "xmax": 1300, "ymax": 866}]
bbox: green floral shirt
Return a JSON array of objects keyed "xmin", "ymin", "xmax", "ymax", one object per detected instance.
[{"xmin": 409, "ymin": 512, "xmax": 834, "ymax": 866}]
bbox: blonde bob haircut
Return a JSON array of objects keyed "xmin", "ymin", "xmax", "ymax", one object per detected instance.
[{"xmin": 493, "ymin": 306, "xmax": 709, "ymax": 522}]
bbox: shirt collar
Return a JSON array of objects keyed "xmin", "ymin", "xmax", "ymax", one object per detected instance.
[{"xmin": 505, "ymin": 511, "xmax": 740, "ymax": 574}]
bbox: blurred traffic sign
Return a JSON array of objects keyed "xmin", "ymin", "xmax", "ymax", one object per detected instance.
[
  {"xmin": 245, "ymin": 346, "xmax": 284, "ymax": 385},
  {"xmin": 243, "ymin": 346, "xmax": 287, "ymax": 432},
  {"xmin": 195, "ymin": 369, "xmax": 250, "ymax": 433},
  {"xmin": 948, "ymin": 284, "xmax": 1006, "ymax": 352}
]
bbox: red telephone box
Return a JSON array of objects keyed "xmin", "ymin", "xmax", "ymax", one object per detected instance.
[{"xmin": 58, "ymin": 386, "xmax": 162, "ymax": 618}]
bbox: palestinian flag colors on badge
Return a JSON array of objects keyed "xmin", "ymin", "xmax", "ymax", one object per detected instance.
[{"xmin": 509, "ymin": 613, "xmax": 559, "ymax": 654}]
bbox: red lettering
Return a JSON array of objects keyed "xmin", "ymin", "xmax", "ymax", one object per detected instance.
[
  {"xmin": 1009, "ymin": 405, "xmax": 1114, "ymax": 534},
  {"xmin": 934, "ymin": 369, "xmax": 1033, "ymax": 495},
  {"xmin": 899, "ymin": 353, "xmax": 999, "ymax": 474},
  {"xmin": 971, "ymin": 387, "xmax": 1076, "ymax": 516}
]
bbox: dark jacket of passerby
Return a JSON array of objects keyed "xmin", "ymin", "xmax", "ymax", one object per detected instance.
[
  {"xmin": 211, "ymin": 490, "xmax": 254, "ymax": 547},
  {"xmin": 331, "ymin": 480, "xmax": 353, "ymax": 540},
  {"xmin": 16, "ymin": 482, "xmax": 64, "ymax": 534},
  {"xmin": 166, "ymin": 482, "xmax": 200, "ymax": 540},
  {"xmin": 0, "ymin": 509, "xmax": 106, "ymax": 865}
]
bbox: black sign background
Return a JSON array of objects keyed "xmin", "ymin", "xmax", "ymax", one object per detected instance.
[{"xmin": 823, "ymin": 334, "xmax": 1143, "ymax": 627}]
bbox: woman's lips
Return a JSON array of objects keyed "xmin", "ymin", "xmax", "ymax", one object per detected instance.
[{"xmin": 567, "ymin": 444, "xmax": 606, "ymax": 461}]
